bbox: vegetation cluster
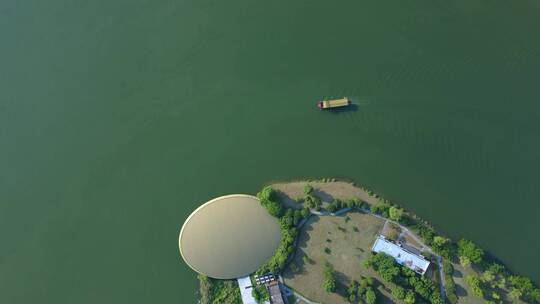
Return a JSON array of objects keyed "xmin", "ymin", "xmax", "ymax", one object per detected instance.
[
  {"xmin": 364, "ymin": 253, "xmax": 443, "ymax": 304},
  {"xmin": 197, "ymin": 274, "xmax": 241, "ymax": 304}
]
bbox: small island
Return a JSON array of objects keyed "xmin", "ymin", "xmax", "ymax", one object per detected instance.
[{"xmin": 185, "ymin": 180, "xmax": 540, "ymax": 304}]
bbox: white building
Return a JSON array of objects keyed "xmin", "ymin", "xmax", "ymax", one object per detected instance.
[{"xmin": 371, "ymin": 235, "xmax": 430, "ymax": 275}]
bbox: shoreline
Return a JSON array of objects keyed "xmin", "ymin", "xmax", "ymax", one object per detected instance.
[{"xmin": 196, "ymin": 179, "xmax": 540, "ymax": 304}]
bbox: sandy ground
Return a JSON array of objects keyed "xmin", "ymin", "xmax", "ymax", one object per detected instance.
[{"xmin": 271, "ymin": 180, "xmax": 380, "ymax": 210}]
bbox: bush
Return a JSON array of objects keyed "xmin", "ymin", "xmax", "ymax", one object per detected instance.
[{"xmin": 322, "ymin": 262, "xmax": 336, "ymax": 293}]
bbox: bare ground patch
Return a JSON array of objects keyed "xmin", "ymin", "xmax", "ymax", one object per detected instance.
[{"xmin": 282, "ymin": 212, "xmax": 395, "ymax": 303}]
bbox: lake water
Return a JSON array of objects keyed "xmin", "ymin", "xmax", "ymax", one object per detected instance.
[{"xmin": 1, "ymin": 0, "xmax": 540, "ymax": 302}]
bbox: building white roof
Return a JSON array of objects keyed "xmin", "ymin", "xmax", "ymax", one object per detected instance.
[
  {"xmin": 237, "ymin": 276, "xmax": 269, "ymax": 304},
  {"xmin": 372, "ymin": 235, "xmax": 430, "ymax": 275}
]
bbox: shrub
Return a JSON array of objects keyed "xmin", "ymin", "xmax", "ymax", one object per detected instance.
[{"xmin": 322, "ymin": 262, "xmax": 336, "ymax": 293}]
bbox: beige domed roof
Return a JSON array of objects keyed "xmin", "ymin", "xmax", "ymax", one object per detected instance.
[{"xmin": 179, "ymin": 194, "xmax": 281, "ymax": 279}]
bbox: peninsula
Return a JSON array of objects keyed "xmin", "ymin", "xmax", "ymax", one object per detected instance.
[{"xmin": 181, "ymin": 180, "xmax": 540, "ymax": 304}]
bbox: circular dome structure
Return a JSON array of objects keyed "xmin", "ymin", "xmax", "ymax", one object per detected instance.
[{"xmin": 179, "ymin": 194, "xmax": 281, "ymax": 279}]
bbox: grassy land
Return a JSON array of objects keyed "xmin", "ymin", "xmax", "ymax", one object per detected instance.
[
  {"xmin": 197, "ymin": 275, "xmax": 241, "ymax": 304},
  {"xmin": 282, "ymin": 212, "xmax": 395, "ymax": 303}
]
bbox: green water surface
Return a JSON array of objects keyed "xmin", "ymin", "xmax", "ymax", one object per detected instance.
[{"xmin": 1, "ymin": 0, "xmax": 540, "ymax": 302}]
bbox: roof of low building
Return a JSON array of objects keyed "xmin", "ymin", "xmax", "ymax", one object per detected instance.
[
  {"xmin": 372, "ymin": 235, "xmax": 430, "ymax": 275},
  {"xmin": 267, "ymin": 281, "xmax": 285, "ymax": 304}
]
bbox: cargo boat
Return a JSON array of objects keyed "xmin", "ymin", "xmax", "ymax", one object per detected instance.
[{"xmin": 317, "ymin": 97, "xmax": 350, "ymax": 109}]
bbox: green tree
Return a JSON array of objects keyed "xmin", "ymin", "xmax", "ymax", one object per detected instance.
[
  {"xmin": 392, "ymin": 286, "xmax": 406, "ymax": 300},
  {"xmin": 322, "ymin": 262, "xmax": 336, "ymax": 293},
  {"xmin": 303, "ymin": 184, "xmax": 313, "ymax": 195},
  {"xmin": 347, "ymin": 280, "xmax": 359, "ymax": 302},
  {"xmin": 346, "ymin": 199, "xmax": 357, "ymax": 209},
  {"xmin": 251, "ymin": 285, "xmax": 269, "ymax": 303},
  {"xmin": 389, "ymin": 206, "xmax": 403, "ymax": 221},
  {"xmin": 364, "ymin": 253, "xmax": 400, "ymax": 282},
  {"xmin": 457, "ymin": 239, "xmax": 484, "ymax": 264},
  {"xmin": 465, "ymin": 275, "xmax": 484, "ymax": 298},
  {"xmin": 300, "ymin": 207, "xmax": 310, "ymax": 218},
  {"xmin": 326, "ymin": 201, "xmax": 338, "ymax": 213},
  {"xmin": 481, "ymin": 270, "xmax": 495, "ymax": 283},
  {"xmin": 404, "ymin": 290, "xmax": 416, "ymax": 304},
  {"xmin": 459, "ymin": 255, "xmax": 471, "ymax": 267},
  {"xmin": 433, "ymin": 236, "xmax": 448, "ymax": 247},
  {"xmin": 508, "ymin": 288, "xmax": 522, "ymax": 302},
  {"xmin": 365, "ymin": 287, "xmax": 377, "ymax": 304}
]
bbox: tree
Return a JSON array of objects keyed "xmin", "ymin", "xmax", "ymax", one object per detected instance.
[
  {"xmin": 257, "ymin": 186, "xmax": 276, "ymax": 201},
  {"xmin": 457, "ymin": 239, "xmax": 484, "ymax": 264},
  {"xmin": 508, "ymin": 288, "xmax": 522, "ymax": 302},
  {"xmin": 322, "ymin": 262, "xmax": 336, "ymax": 293},
  {"xmin": 346, "ymin": 199, "xmax": 357, "ymax": 209},
  {"xmin": 300, "ymin": 207, "xmax": 310, "ymax": 218},
  {"xmin": 365, "ymin": 287, "xmax": 376, "ymax": 304},
  {"xmin": 347, "ymin": 281, "xmax": 359, "ymax": 302},
  {"xmin": 266, "ymin": 201, "xmax": 282, "ymax": 217},
  {"xmin": 392, "ymin": 286, "xmax": 406, "ymax": 300},
  {"xmin": 326, "ymin": 202, "xmax": 338, "ymax": 213},
  {"xmin": 389, "ymin": 206, "xmax": 403, "ymax": 221},
  {"xmin": 404, "ymin": 290, "xmax": 416, "ymax": 304},
  {"xmin": 433, "ymin": 236, "xmax": 448, "ymax": 248},
  {"xmin": 481, "ymin": 270, "xmax": 495, "ymax": 283},
  {"xmin": 252, "ymin": 285, "xmax": 269, "ymax": 303},
  {"xmin": 364, "ymin": 253, "xmax": 400, "ymax": 282},
  {"xmin": 303, "ymin": 184, "xmax": 313, "ymax": 195},
  {"xmin": 459, "ymin": 256, "xmax": 471, "ymax": 267},
  {"xmin": 465, "ymin": 275, "xmax": 484, "ymax": 298}
]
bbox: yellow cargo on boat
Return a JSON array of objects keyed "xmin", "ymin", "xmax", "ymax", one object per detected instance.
[{"xmin": 318, "ymin": 97, "xmax": 350, "ymax": 109}]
